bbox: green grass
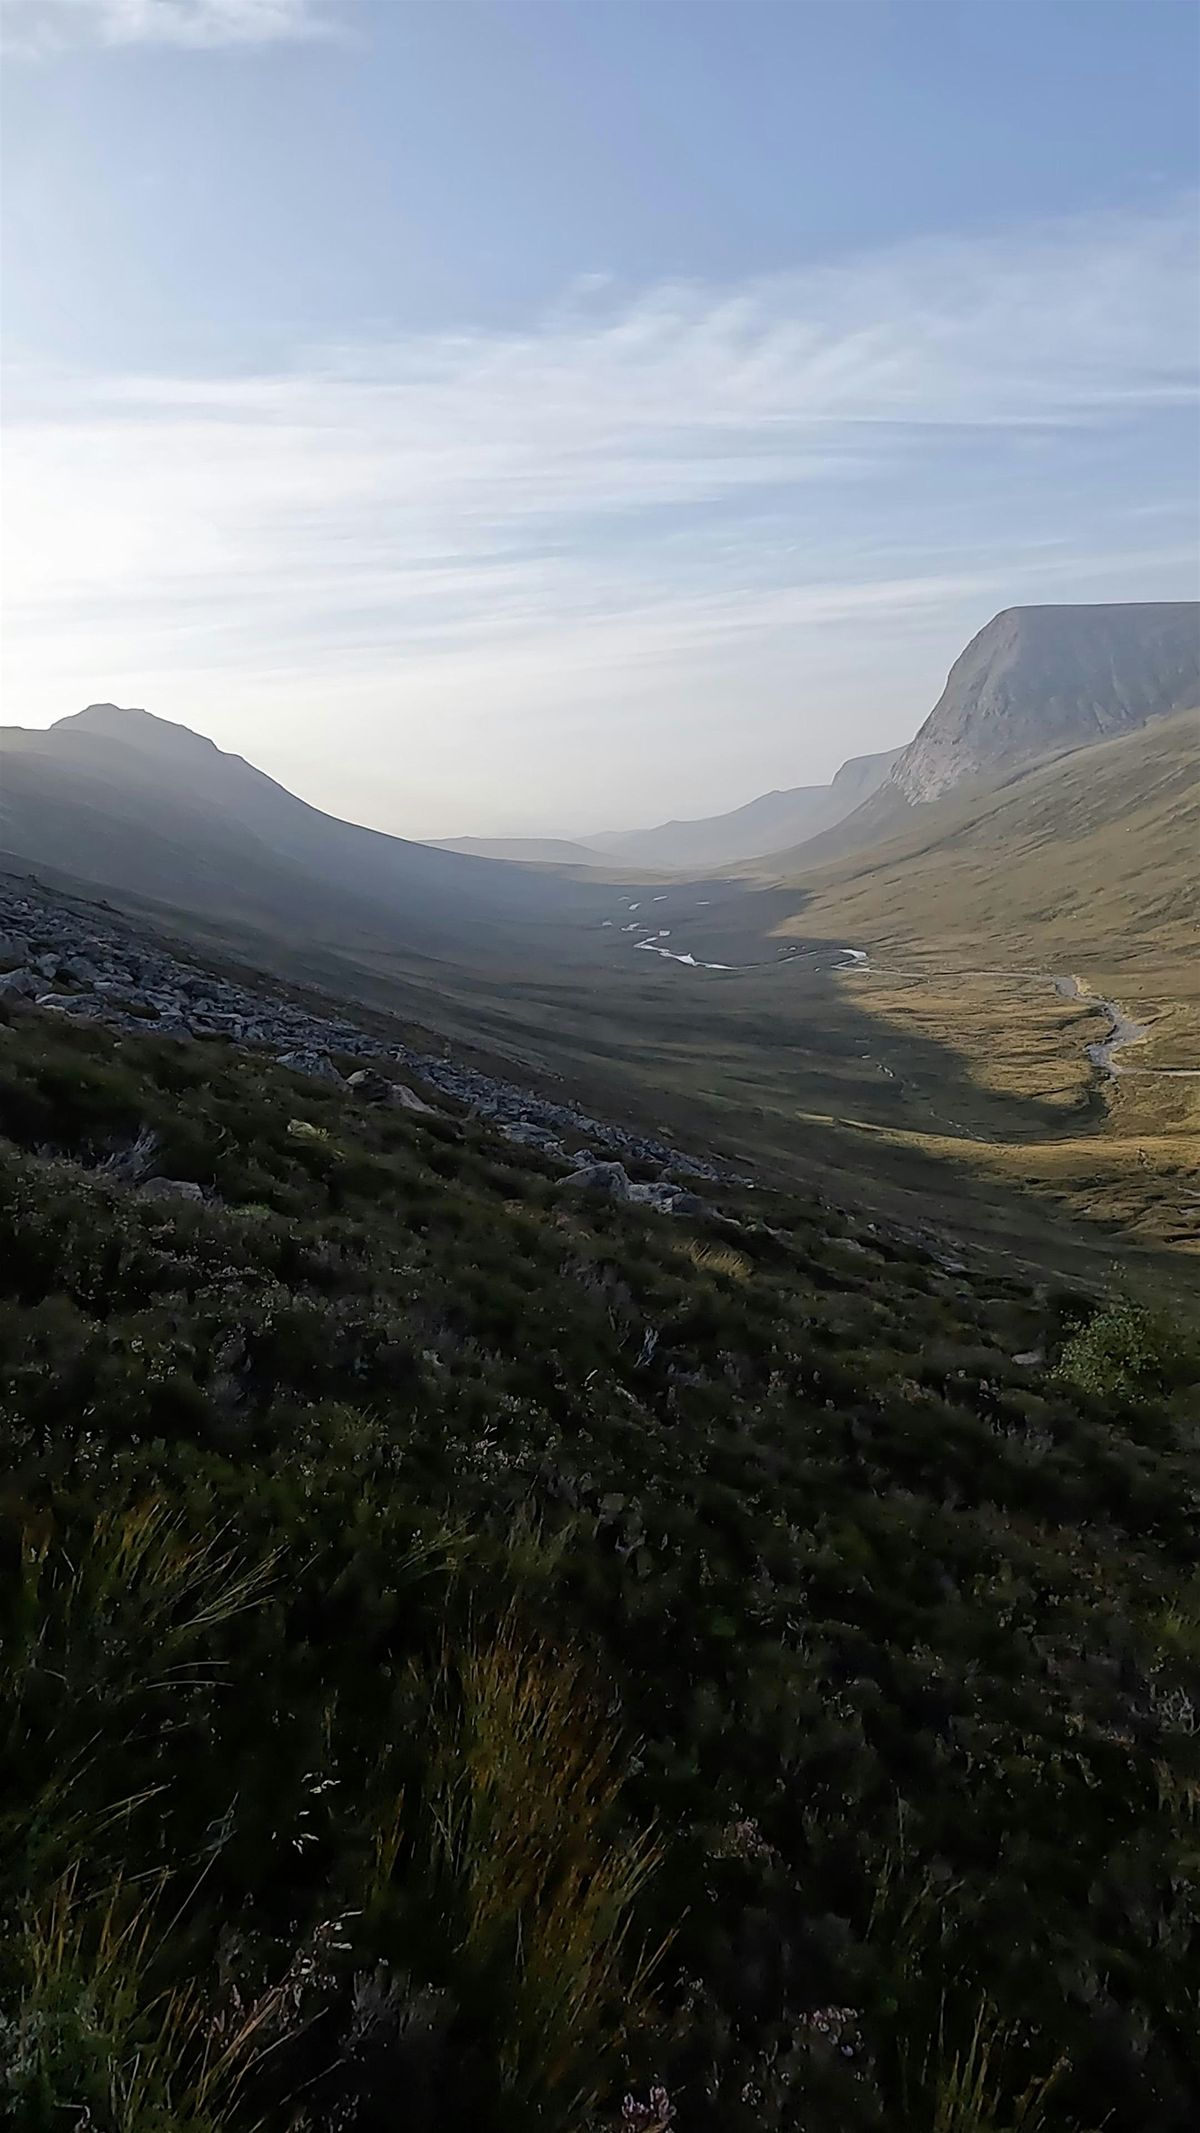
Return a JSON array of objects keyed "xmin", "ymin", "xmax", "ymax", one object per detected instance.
[{"xmin": 2, "ymin": 1002, "xmax": 1199, "ymax": 2129}]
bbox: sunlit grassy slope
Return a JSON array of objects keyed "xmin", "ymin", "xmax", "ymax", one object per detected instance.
[
  {"xmin": 759, "ymin": 706, "xmax": 1198, "ymax": 982},
  {"xmin": 728, "ymin": 708, "xmax": 1198, "ymax": 1252}
]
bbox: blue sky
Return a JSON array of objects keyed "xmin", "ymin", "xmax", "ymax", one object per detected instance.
[{"xmin": 2, "ymin": 0, "xmax": 1197, "ymax": 835}]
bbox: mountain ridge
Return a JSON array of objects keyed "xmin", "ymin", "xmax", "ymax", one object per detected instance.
[
  {"xmin": 0, "ymin": 704, "xmax": 612, "ymax": 964},
  {"xmin": 427, "ymin": 602, "xmax": 1198, "ymax": 873},
  {"xmin": 442, "ymin": 746, "xmax": 902, "ymax": 871}
]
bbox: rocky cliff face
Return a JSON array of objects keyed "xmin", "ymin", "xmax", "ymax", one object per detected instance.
[
  {"xmin": 827, "ymin": 746, "xmax": 901, "ymax": 810},
  {"xmin": 888, "ymin": 602, "xmax": 1199, "ymax": 804}
]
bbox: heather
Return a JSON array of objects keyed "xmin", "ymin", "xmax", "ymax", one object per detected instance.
[{"xmin": 1, "ymin": 1001, "xmax": 1197, "ymax": 2130}]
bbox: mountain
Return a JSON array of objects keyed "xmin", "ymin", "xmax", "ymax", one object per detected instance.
[
  {"xmin": 757, "ymin": 601, "xmax": 1200, "ymax": 875},
  {"xmin": 761, "ymin": 702, "xmax": 1200, "ymax": 972},
  {"xmin": 890, "ymin": 601, "xmax": 1200, "ymax": 804},
  {"xmin": 0, "ymin": 704, "xmax": 606, "ymax": 964},
  {"xmin": 432, "ymin": 834, "xmax": 605, "ymax": 865},
  {"xmin": 581, "ymin": 747, "xmax": 900, "ymax": 870},
  {"xmin": 449, "ymin": 604, "xmax": 1198, "ymax": 875}
]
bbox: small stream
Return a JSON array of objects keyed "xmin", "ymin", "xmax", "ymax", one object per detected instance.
[
  {"xmin": 608, "ymin": 899, "xmax": 1198, "ymax": 1083},
  {"xmin": 1051, "ymin": 974, "xmax": 1199, "ymax": 1080}
]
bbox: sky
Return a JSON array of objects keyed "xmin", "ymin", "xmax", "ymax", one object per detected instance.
[{"xmin": 2, "ymin": 0, "xmax": 1198, "ymax": 839}]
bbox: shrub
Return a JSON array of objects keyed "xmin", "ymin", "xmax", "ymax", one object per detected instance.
[{"xmin": 1055, "ymin": 1302, "xmax": 1197, "ymax": 1399}]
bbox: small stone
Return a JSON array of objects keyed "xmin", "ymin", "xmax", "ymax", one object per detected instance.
[{"xmin": 141, "ymin": 1178, "xmax": 205, "ymax": 1203}]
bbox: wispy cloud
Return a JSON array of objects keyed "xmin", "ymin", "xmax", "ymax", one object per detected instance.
[
  {"xmin": 3, "ymin": 200, "xmax": 1197, "ymax": 832},
  {"xmin": 1, "ymin": 0, "xmax": 341, "ymax": 55}
]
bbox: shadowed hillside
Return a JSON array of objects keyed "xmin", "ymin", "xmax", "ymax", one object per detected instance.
[{"xmin": 0, "ymin": 705, "xmax": 611, "ymax": 965}]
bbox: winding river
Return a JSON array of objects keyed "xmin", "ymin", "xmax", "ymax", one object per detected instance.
[{"xmin": 611, "ymin": 901, "xmax": 1198, "ymax": 1084}]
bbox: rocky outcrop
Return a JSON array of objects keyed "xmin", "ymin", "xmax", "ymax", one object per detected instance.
[{"xmin": 0, "ymin": 878, "xmax": 725, "ymax": 1192}]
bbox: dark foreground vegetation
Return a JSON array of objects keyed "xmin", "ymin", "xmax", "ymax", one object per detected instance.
[{"xmin": 1, "ymin": 1002, "xmax": 1197, "ymax": 2131}]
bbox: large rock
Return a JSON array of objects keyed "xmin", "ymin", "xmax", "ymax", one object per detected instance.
[
  {"xmin": 275, "ymin": 1049, "xmax": 345, "ymax": 1085},
  {"xmin": 627, "ymin": 1181, "xmax": 707, "ymax": 1215},
  {"xmin": 392, "ymin": 1081, "xmax": 437, "ymax": 1116},
  {"xmin": 141, "ymin": 1177, "xmax": 205, "ymax": 1203},
  {"xmin": 346, "ymin": 1067, "xmax": 403, "ymax": 1106},
  {"xmin": 556, "ymin": 1161, "xmax": 635, "ymax": 1201},
  {"xmin": 0, "ymin": 968, "xmax": 39, "ymax": 999},
  {"xmin": 499, "ymin": 1120, "xmax": 565, "ymax": 1157}
]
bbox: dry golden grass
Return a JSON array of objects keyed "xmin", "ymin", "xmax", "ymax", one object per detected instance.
[
  {"xmin": 674, "ymin": 1237, "xmax": 752, "ymax": 1282},
  {"xmin": 416, "ymin": 1612, "xmax": 663, "ymax": 2113}
]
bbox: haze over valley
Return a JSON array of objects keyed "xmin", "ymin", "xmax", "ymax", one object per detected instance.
[{"xmin": 5, "ymin": 596, "xmax": 1197, "ymax": 1257}]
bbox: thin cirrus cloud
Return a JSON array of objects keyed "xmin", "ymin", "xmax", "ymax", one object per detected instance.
[
  {"xmin": 3, "ymin": 199, "xmax": 1197, "ymax": 833},
  {"xmin": 0, "ymin": 0, "xmax": 340, "ymax": 53}
]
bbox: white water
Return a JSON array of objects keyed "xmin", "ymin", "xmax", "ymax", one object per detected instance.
[
  {"xmin": 635, "ymin": 940, "xmax": 732, "ymax": 970},
  {"xmin": 629, "ymin": 933, "xmax": 860, "ymax": 977}
]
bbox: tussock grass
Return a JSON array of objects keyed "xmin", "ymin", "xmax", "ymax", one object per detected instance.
[
  {"xmin": 674, "ymin": 1237, "xmax": 752, "ymax": 1283},
  {"xmin": 422, "ymin": 1612, "xmax": 664, "ymax": 2113},
  {"xmin": 6, "ymin": 1868, "xmax": 282, "ymax": 2133},
  {"xmin": 906, "ymin": 2002, "xmax": 1071, "ymax": 2133}
]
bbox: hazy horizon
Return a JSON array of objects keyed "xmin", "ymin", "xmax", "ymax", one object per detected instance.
[{"xmin": 2, "ymin": 0, "xmax": 1198, "ymax": 839}]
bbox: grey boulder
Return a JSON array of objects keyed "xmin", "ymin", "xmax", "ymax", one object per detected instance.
[
  {"xmin": 276, "ymin": 1049, "xmax": 345, "ymax": 1084},
  {"xmin": 556, "ymin": 1161, "xmax": 635, "ymax": 1201},
  {"xmin": 35, "ymin": 992, "xmax": 97, "ymax": 1014},
  {"xmin": 392, "ymin": 1082, "xmax": 437, "ymax": 1116},
  {"xmin": 346, "ymin": 1068, "xmax": 394, "ymax": 1104},
  {"xmin": 499, "ymin": 1121, "xmax": 565, "ymax": 1157},
  {"xmin": 627, "ymin": 1181, "xmax": 707, "ymax": 1216}
]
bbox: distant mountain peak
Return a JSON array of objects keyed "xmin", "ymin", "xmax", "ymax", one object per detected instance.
[{"xmin": 53, "ymin": 704, "xmax": 224, "ymax": 757}]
